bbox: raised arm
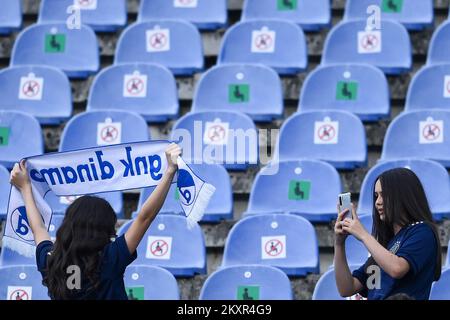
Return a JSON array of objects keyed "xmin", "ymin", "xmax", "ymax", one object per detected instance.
[
  {"xmin": 124, "ymin": 143, "xmax": 181, "ymax": 254},
  {"xmin": 10, "ymin": 160, "xmax": 51, "ymax": 245}
]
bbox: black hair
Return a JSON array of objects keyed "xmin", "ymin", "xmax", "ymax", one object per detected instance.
[
  {"xmin": 42, "ymin": 196, "xmax": 117, "ymax": 299},
  {"xmin": 369, "ymin": 168, "xmax": 441, "ymax": 281}
]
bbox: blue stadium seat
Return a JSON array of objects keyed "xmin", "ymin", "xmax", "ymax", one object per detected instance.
[
  {"xmin": 242, "ymin": 0, "xmax": 331, "ymax": 31},
  {"xmin": 405, "ymin": 64, "xmax": 450, "ymax": 112},
  {"xmin": 218, "ymin": 20, "xmax": 307, "ymax": 75},
  {"xmin": 115, "ymin": 21, "xmax": 203, "ymax": 76},
  {"xmin": 192, "ymin": 64, "xmax": 283, "ymax": 122},
  {"xmin": 343, "ymin": 215, "xmax": 373, "ymax": 267},
  {"xmin": 0, "ymin": 111, "xmax": 43, "ymax": 169},
  {"xmin": 0, "ymin": 65, "xmax": 72, "ymax": 125},
  {"xmin": 124, "ymin": 265, "xmax": 179, "ymax": 300},
  {"xmin": 322, "ymin": 19, "xmax": 411, "ymax": 75},
  {"xmin": 277, "ymin": 111, "xmax": 367, "ymax": 169},
  {"xmin": 0, "ymin": 165, "xmax": 10, "ymax": 220},
  {"xmin": 381, "ymin": 110, "xmax": 450, "ymax": 167},
  {"xmin": 358, "ymin": 159, "xmax": 450, "ymax": 221},
  {"xmin": 312, "ymin": 265, "xmax": 360, "ymax": 300},
  {"xmin": 39, "ymin": 0, "xmax": 127, "ymax": 32},
  {"xmin": 138, "ymin": 0, "xmax": 227, "ymax": 30},
  {"xmin": 245, "ymin": 160, "xmax": 341, "ymax": 222},
  {"xmin": 199, "ymin": 265, "xmax": 293, "ymax": 300},
  {"xmin": 222, "ymin": 214, "xmax": 319, "ymax": 276},
  {"xmin": 59, "ymin": 110, "xmax": 149, "ymax": 217},
  {"xmin": 446, "ymin": 240, "xmax": 449, "ymax": 268},
  {"xmin": 171, "ymin": 111, "xmax": 258, "ymax": 170},
  {"xmin": 427, "ymin": 20, "xmax": 450, "ymax": 65},
  {"xmin": 87, "ymin": 63, "xmax": 178, "ymax": 122},
  {"xmin": 0, "ymin": 266, "xmax": 49, "ymax": 300},
  {"xmin": 118, "ymin": 215, "xmax": 206, "ymax": 277},
  {"xmin": 0, "ymin": 215, "xmax": 63, "ymax": 267},
  {"xmin": 429, "ymin": 268, "xmax": 450, "ymax": 300},
  {"xmin": 299, "ymin": 64, "xmax": 390, "ymax": 121},
  {"xmin": 344, "ymin": 0, "xmax": 433, "ymax": 31},
  {"xmin": 134, "ymin": 164, "xmax": 232, "ymax": 222},
  {"xmin": 0, "ymin": 0, "xmax": 22, "ymax": 35},
  {"xmin": 44, "ymin": 191, "xmax": 124, "ymax": 218},
  {"xmin": 11, "ymin": 23, "xmax": 99, "ymax": 79}
]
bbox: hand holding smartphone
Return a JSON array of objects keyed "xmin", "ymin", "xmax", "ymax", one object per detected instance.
[{"xmin": 338, "ymin": 192, "xmax": 352, "ymax": 219}]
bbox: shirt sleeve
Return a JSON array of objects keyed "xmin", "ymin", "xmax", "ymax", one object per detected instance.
[
  {"xmin": 103, "ymin": 234, "xmax": 137, "ymax": 277},
  {"xmin": 352, "ymin": 260, "xmax": 370, "ymax": 297},
  {"xmin": 395, "ymin": 223, "xmax": 437, "ymax": 277},
  {"xmin": 35, "ymin": 240, "xmax": 54, "ymax": 273}
]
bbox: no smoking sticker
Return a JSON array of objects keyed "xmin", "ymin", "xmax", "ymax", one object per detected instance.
[
  {"xmin": 123, "ymin": 72, "xmax": 148, "ymax": 98},
  {"xmin": 7, "ymin": 286, "xmax": 32, "ymax": 300},
  {"xmin": 174, "ymin": 0, "xmax": 198, "ymax": 8},
  {"xmin": 204, "ymin": 121, "xmax": 230, "ymax": 145},
  {"xmin": 419, "ymin": 119, "xmax": 444, "ymax": 144},
  {"xmin": 314, "ymin": 120, "xmax": 339, "ymax": 144},
  {"xmin": 146, "ymin": 28, "xmax": 170, "ymax": 52},
  {"xmin": 251, "ymin": 28, "xmax": 276, "ymax": 53},
  {"xmin": 443, "ymin": 76, "xmax": 450, "ymax": 98},
  {"xmin": 261, "ymin": 235, "xmax": 286, "ymax": 260},
  {"xmin": 146, "ymin": 236, "xmax": 172, "ymax": 260},
  {"xmin": 19, "ymin": 74, "xmax": 44, "ymax": 101},
  {"xmin": 97, "ymin": 119, "xmax": 122, "ymax": 146},
  {"xmin": 358, "ymin": 30, "xmax": 382, "ymax": 54},
  {"xmin": 74, "ymin": 0, "xmax": 97, "ymax": 10}
]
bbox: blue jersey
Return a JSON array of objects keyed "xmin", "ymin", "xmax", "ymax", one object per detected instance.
[
  {"xmin": 352, "ymin": 222, "xmax": 439, "ymax": 300},
  {"xmin": 36, "ymin": 234, "xmax": 136, "ymax": 300}
]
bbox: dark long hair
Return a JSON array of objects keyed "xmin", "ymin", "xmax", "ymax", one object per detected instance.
[
  {"xmin": 369, "ymin": 168, "xmax": 441, "ymax": 280},
  {"xmin": 43, "ymin": 196, "xmax": 117, "ymax": 299}
]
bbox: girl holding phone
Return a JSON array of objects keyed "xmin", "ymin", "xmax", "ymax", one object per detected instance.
[{"xmin": 334, "ymin": 168, "xmax": 442, "ymax": 300}]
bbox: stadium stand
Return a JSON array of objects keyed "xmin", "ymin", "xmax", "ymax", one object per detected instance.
[
  {"xmin": 115, "ymin": 20, "xmax": 203, "ymax": 76},
  {"xmin": 0, "ymin": 65, "xmax": 72, "ymax": 125},
  {"xmin": 199, "ymin": 265, "xmax": 293, "ymax": 300},
  {"xmin": 322, "ymin": 19, "xmax": 411, "ymax": 75},
  {"xmin": 381, "ymin": 110, "xmax": 450, "ymax": 167},
  {"xmin": 38, "ymin": 0, "xmax": 127, "ymax": 32},
  {"xmin": 299, "ymin": 63, "xmax": 390, "ymax": 121},
  {"xmin": 427, "ymin": 20, "xmax": 450, "ymax": 65},
  {"xmin": 241, "ymin": 0, "xmax": 331, "ymax": 31},
  {"xmin": 134, "ymin": 164, "xmax": 232, "ymax": 222},
  {"xmin": 244, "ymin": 160, "xmax": 341, "ymax": 222},
  {"xmin": 124, "ymin": 265, "xmax": 180, "ymax": 300},
  {"xmin": 344, "ymin": 0, "xmax": 434, "ymax": 30},
  {"xmin": 11, "ymin": 23, "xmax": 99, "ymax": 78},
  {"xmin": 0, "ymin": 0, "xmax": 22, "ymax": 35},
  {"xmin": 87, "ymin": 63, "xmax": 179, "ymax": 122},
  {"xmin": 222, "ymin": 214, "xmax": 319, "ymax": 276},
  {"xmin": 218, "ymin": 20, "xmax": 308, "ymax": 75},
  {"xmin": 192, "ymin": 64, "xmax": 283, "ymax": 121},
  {"xmin": 312, "ymin": 265, "xmax": 360, "ymax": 300},
  {"xmin": 0, "ymin": 110, "xmax": 44, "ymax": 169},
  {"xmin": 429, "ymin": 268, "xmax": 450, "ymax": 300},
  {"xmin": 277, "ymin": 110, "xmax": 367, "ymax": 169},
  {"xmin": 406, "ymin": 64, "xmax": 450, "ymax": 112},
  {"xmin": 118, "ymin": 215, "xmax": 206, "ymax": 277},
  {"xmin": 0, "ymin": 165, "xmax": 10, "ymax": 220},
  {"xmin": 358, "ymin": 159, "xmax": 450, "ymax": 220},
  {"xmin": 0, "ymin": 265, "xmax": 49, "ymax": 300},
  {"xmin": 138, "ymin": 0, "xmax": 227, "ymax": 30}
]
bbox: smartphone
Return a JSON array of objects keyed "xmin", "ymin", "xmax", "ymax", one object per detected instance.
[{"xmin": 338, "ymin": 192, "xmax": 352, "ymax": 219}]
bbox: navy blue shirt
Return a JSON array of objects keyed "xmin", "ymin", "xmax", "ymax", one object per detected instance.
[
  {"xmin": 352, "ymin": 222, "xmax": 438, "ymax": 300},
  {"xmin": 36, "ymin": 234, "xmax": 137, "ymax": 300}
]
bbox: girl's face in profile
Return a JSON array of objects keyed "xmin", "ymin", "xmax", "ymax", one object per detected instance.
[{"xmin": 374, "ymin": 179, "xmax": 384, "ymax": 221}]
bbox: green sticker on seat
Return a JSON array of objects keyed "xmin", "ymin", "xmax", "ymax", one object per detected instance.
[
  {"xmin": 45, "ymin": 34, "xmax": 66, "ymax": 53},
  {"xmin": 126, "ymin": 286, "xmax": 144, "ymax": 300},
  {"xmin": 229, "ymin": 84, "xmax": 250, "ymax": 103},
  {"xmin": 0, "ymin": 127, "xmax": 10, "ymax": 146},
  {"xmin": 336, "ymin": 81, "xmax": 358, "ymax": 101},
  {"xmin": 237, "ymin": 286, "xmax": 260, "ymax": 300},
  {"xmin": 175, "ymin": 188, "xmax": 180, "ymax": 200},
  {"xmin": 277, "ymin": 0, "xmax": 297, "ymax": 11},
  {"xmin": 288, "ymin": 180, "xmax": 311, "ymax": 201},
  {"xmin": 382, "ymin": 0, "xmax": 403, "ymax": 13}
]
